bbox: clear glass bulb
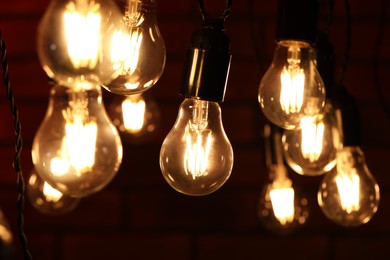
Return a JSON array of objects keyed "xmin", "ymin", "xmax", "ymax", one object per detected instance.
[
  {"xmin": 106, "ymin": 0, "xmax": 166, "ymax": 95},
  {"xmin": 108, "ymin": 92, "xmax": 160, "ymax": 142},
  {"xmin": 27, "ymin": 169, "xmax": 80, "ymax": 215},
  {"xmin": 258, "ymin": 165, "xmax": 309, "ymax": 234},
  {"xmin": 160, "ymin": 98, "xmax": 233, "ymax": 196},
  {"xmin": 37, "ymin": 0, "xmax": 126, "ymax": 88},
  {"xmin": 258, "ymin": 40, "xmax": 325, "ymax": 130},
  {"xmin": 282, "ymin": 101, "xmax": 341, "ymax": 176},
  {"xmin": 32, "ymin": 84, "xmax": 123, "ymax": 198},
  {"xmin": 318, "ymin": 146, "xmax": 380, "ymax": 226}
]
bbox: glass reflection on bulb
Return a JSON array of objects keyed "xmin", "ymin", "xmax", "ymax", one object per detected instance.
[
  {"xmin": 106, "ymin": 0, "xmax": 166, "ymax": 95},
  {"xmin": 160, "ymin": 98, "xmax": 233, "ymax": 196},
  {"xmin": 318, "ymin": 147, "xmax": 380, "ymax": 226},
  {"xmin": 37, "ymin": 0, "xmax": 125, "ymax": 88},
  {"xmin": 258, "ymin": 165, "xmax": 309, "ymax": 234},
  {"xmin": 283, "ymin": 101, "xmax": 341, "ymax": 176},
  {"xmin": 32, "ymin": 84, "xmax": 123, "ymax": 198},
  {"xmin": 258, "ymin": 40, "xmax": 325, "ymax": 130},
  {"xmin": 0, "ymin": 208, "xmax": 13, "ymax": 259},
  {"xmin": 108, "ymin": 92, "xmax": 160, "ymax": 142},
  {"xmin": 27, "ymin": 169, "xmax": 80, "ymax": 215}
]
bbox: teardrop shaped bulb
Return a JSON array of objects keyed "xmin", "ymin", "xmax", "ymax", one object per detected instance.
[
  {"xmin": 258, "ymin": 40, "xmax": 325, "ymax": 130},
  {"xmin": 283, "ymin": 101, "xmax": 341, "ymax": 176},
  {"xmin": 37, "ymin": 0, "xmax": 126, "ymax": 88},
  {"xmin": 27, "ymin": 169, "xmax": 80, "ymax": 215},
  {"xmin": 32, "ymin": 84, "xmax": 123, "ymax": 198},
  {"xmin": 318, "ymin": 147, "xmax": 380, "ymax": 226},
  {"xmin": 105, "ymin": 0, "xmax": 166, "ymax": 95},
  {"xmin": 160, "ymin": 98, "xmax": 234, "ymax": 196}
]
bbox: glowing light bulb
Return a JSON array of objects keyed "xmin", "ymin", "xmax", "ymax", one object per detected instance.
[
  {"xmin": 37, "ymin": 0, "xmax": 125, "ymax": 88},
  {"xmin": 32, "ymin": 84, "xmax": 123, "ymax": 198},
  {"xmin": 160, "ymin": 98, "xmax": 233, "ymax": 196},
  {"xmin": 27, "ymin": 169, "xmax": 80, "ymax": 215},
  {"xmin": 108, "ymin": 92, "xmax": 160, "ymax": 142},
  {"xmin": 258, "ymin": 40, "xmax": 325, "ymax": 130},
  {"xmin": 318, "ymin": 147, "xmax": 380, "ymax": 226},
  {"xmin": 283, "ymin": 101, "xmax": 341, "ymax": 175},
  {"xmin": 258, "ymin": 165, "xmax": 309, "ymax": 234},
  {"xmin": 106, "ymin": 0, "xmax": 166, "ymax": 95}
]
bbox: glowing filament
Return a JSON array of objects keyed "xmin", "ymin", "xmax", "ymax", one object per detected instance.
[
  {"xmin": 64, "ymin": 0, "xmax": 101, "ymax": 69},
  {"xmin": 122, "ymin": 96, "xmax": 146, "ymax": 133},
  {"xmin": 336, "ymin": 170, "xmax": 360, "ymax": 213},
  {"xmin": 184, "ymin": 131, "xmax": 212, "ymax": 179},
  {"xmin": 111, "ymin": 29, "xmax": 143, "ymax": 75},
  {"xmin": 43, "ymin": 182, "xmax": 63, "ymax": 203},
  {"xmin": 300, "ymin": 117, "xmax": 324, "ymax": 162},
  {"xmin": 270, "ymin": 187, "xmax": 295, "ymax": 225},
  {"xmin": 280, "ymin": 45, "xmax": 304, "ymax": 114}
]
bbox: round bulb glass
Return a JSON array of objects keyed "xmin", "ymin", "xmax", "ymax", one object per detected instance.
[
  {"xmin": 283, "ymin": 101, "xmax": 341, "ymax": 176},
  {"xmin": 37, "ymin": 0, "xmax": 126, "ymax": 88},
  {"xmin": 258, "ymin": 40, "xmax": 325, "ymax": 130},
  {"xmin": 27, "ymin": 169, "xmax": 80, "ymax": 215},
  {"xmin": 106, "ymin": 0, "xmax": 166, "ymax": 95},
  {"xmin": 32, "ymin": 84, "xmax": 123, "ymax": 198},
  {"xmin": 318, "ymin": 146, "xmax": 380, "ymax": 226},
  {"xmin": 160, "ymin": 98, "xmax": 234, "ymax": 196}
]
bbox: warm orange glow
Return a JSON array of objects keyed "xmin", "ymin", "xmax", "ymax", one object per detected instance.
[
  {"xmin": 184, "ymin": 130, "xmax": 212, "ymax": 179},
  {"xmin": 336, "ymin": 170, "xmax": 360, "ymax": 213},
  {"xmin": 43, "ymin": 182, "xmax": 63, "ymax": 203},
  {"xmin": 122, "ymin": 95, "xmax": 146, "ymax": 133},
  {"xmin": 280, "ymin": 45, "xmax": 304, "ymax": 114},
  {"xmin": 64, "ymin": 0, "xmax": 101, "ymax": 69},
  {"xmin": 300, "ymin": 116, "xmax": 324, "ymax": 162},
  {"xmin": 270, "ymin": 186, "xmax": 295, "ymax": 225}
]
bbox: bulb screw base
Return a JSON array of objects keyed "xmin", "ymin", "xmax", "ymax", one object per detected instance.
[{"xmin": 180, "ymin": 19, "xmax": 231, "ymax": 102}]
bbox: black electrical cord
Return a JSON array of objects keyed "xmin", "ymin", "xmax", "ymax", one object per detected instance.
[
  {"xmin": 373, "ymin": 0, "xmax": 390, "ymax": 118},
  {"xmin": 197, "ymin": 0, "xmax": 232, "ymax": 21},
  {"xmin": 0, "ymin": 31, "xmax": 32, "ymax": 260},
  {"xmin": 337, "ymin": 0, "xmax": 351, "ymax": 86}
]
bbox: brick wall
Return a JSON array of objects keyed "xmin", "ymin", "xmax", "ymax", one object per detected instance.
[{"xmin": 1, "ymin": 0, "xmax": 390, "ymax": 259}]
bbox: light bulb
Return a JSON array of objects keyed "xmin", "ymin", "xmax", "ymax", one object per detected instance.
[
  {"xmin": 318, "ymin": 146, "xmax": 380, "ymax": 226},
  {"xmin": 32, "ymin": 84, "xmax": 123, "ymax": 198},
  {"xmin": 37, "ymin": 0, "xmax": 126, "ymax": 88},
  {"xmin": 106, "ymin": 0, "xmax": 166, "ymax": 95},
  {"xmin": 258, "ymin": 165, "xmax": 309, "ymax": 234},
  {"xmin": 160, "ymin": 98, "xmax": 233, "ymax": 196},
  {"xmin": 27, "ymin": 169, "xmax": 80, "ymax": 215},
  {"xmin": 0, "ymin": 209, "xmax": 13, "ymax": 258},
  {"xmin": 258, "ymin": 40, "xmax": 325, "ymax": 130},
  {"xmin": 282, "ymin": 101, "xmax": 341, "ymax": 176},
  {"xmin": 108, "ymin": 92, "xmax": 160, "ymax": 142}
]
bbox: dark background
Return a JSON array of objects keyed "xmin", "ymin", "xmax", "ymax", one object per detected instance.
[{"xmin": 1, "ymin": 0, "xmax": 390, "ymax": 259}]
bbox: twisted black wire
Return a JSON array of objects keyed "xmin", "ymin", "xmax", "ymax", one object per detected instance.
[
  {"xmin": 338, "ymin": 0, "xmax": 351, "ymax": 85},
  {"xmin": 0, "ymin": 31, "xmax": 32, "ymax": 260},
  {"xmin": 197, "ymin": 0, "xmax": 233, "ymax": 21},
  {"xmin": 373, "ymin": 0, "xmax": 390, "ymax": 118}
]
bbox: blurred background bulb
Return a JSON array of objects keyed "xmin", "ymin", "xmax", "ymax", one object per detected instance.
[
  {"xmin": 318, "ymin": 146, "xmax": 380, "ymax": 226},
  {"xmin": 258, "ymin": 125, "xmax": 309, "ymax": 234},
  {"xmin": 0, "ymin": 209, "xmax": 13, "ymax": 260},
  {"xmin": 27, "ymin": 169, "xmax": 80, "ymax": 215},
  {"xmin": 160, "ymin": 98, "xmax": 233, "ymax": 196},
  {"xmin": 108, "ymin": 92, "xmax": 160, "ymax": 142},
  {"xmin": 258, "ymin": 40, "xmax": 325, "ymax": 130},
  {"xmin": 37, "ymin": 0, "xmax": 126, "ymax": 88},
  {"xmin": 32, "ymin": 84, "xmax": 123, "ymax": 198},
  {"xmin": 106, "ymin": 0, "xmax": 166, "ymax": 95},
  {"xmin": 282, "ymin": 101, "xmax": 341, "ymax": 176}
]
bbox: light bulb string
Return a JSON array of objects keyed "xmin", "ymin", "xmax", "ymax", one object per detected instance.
[
  {"xmin": 197, "ymin": 0, "xmax": 232, "ymax": 22},
  {"xmin": 337, "ymin": 0, "xmax": 351, "ymax": 86},
  {"xmin": 373, "ymin": 0, "xmax": 390, "ymax": 119},
  {"xmin": 0, "ymin": 31, "xmax": 32, "ymax": 260}
]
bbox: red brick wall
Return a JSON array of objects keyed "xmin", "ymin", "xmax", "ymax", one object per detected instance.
[{"xmin": 1, "ymin": 0, "xmax": 390, "ymax": 259}]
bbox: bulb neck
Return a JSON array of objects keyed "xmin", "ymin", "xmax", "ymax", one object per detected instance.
[
  {"xmin": 180, "ymin": 20, "xmax": 232, "ymax": 102},
  {"xmin": 276, "ymin": 0, "xmax": 318, "ymax": 44}
]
